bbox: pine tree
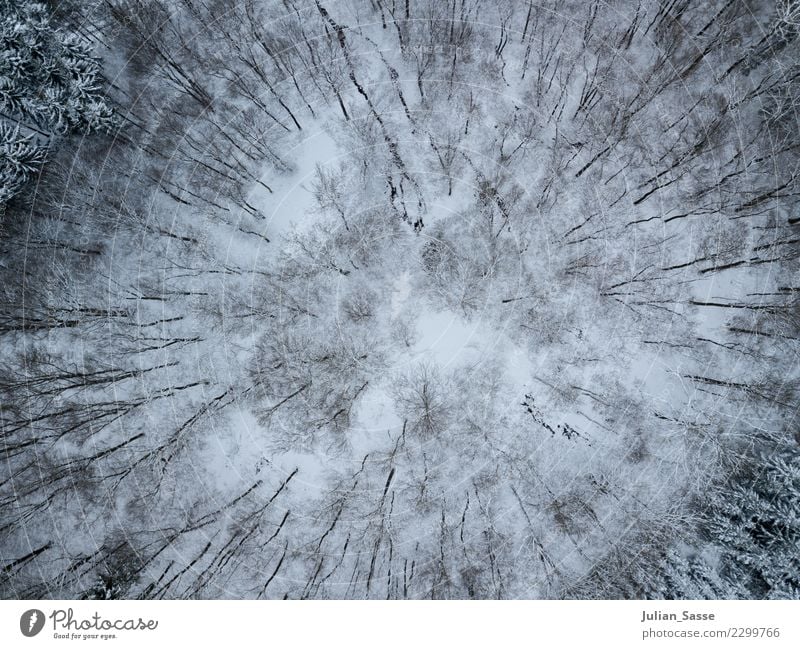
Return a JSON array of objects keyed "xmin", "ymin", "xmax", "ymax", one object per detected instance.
[
  {"xmin": 0, "ymin": 0, "xmax": 114, "ymax": 205},
  {"xmin": 707, "ymin": 445, "xmax": 800, "ymax": 599},
  {"xmin": 0, "ymin": 123, "xmax": 46, "ymax": 203},
  {"xmin": 645, "ymin": 548, "xmax": 745, "ymax": 600},
  {"xmin": 641, "ymin": 440, "xmax": 800, "ymax": 600}
]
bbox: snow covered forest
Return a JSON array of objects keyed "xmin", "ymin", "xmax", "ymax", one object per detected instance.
[{"xmin": 1, "ymin": 0, "xmax": 799, "ymax": 600}]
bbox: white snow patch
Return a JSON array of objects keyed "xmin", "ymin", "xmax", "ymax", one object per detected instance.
[
  {"xmin": 206, "ymin": 406, "xmax": 333, "ymax": 500},
  {"xmin": 504, "ymin": 339, "xmax": 535, "ymax": 391},
  {"xmin": 390, "ymin": 270, "xmax": 411, "ymax": 317},
  {"xmin": 270, "ymin": 449, "xmax": 330, "ymax": 498},
  {"xmin": 354, "ymin": 306, "xmax": 537, "ymax": 438},
  {"xmin": 410, "ymin": 307, "xmax": 482, "ymax": 369},
  {"xmin": 350, "ymin": 385, "xmax": 405, "ymax": 456},
  {"xmin": 251, "ymin": 126, "xmax": 341, "ymax": 241}
]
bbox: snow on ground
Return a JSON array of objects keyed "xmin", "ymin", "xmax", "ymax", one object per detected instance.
[
  {"xmin": 251, "ymin": 125, "xmax": 341, "ymax": 243},
  {"xmin": 410, "ymin": 307, "xmax": 483, "ymax": 368},
  {"xmin": 352, "ymin": 303, "xmax": 536, "ymax": 443}
]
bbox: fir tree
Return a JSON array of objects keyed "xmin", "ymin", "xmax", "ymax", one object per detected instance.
[
  {"xmin": 647, "ymin": 441, "xmax": 800, "ymax": 599},
  {"xmin": 707, "ymin": 445, "xmax": 800, "ymax": 599},
  {"xmin": 645, "ymin": 548, "xmax": 745, "ymax": 600},
  {"xmin": 0, "ymin": 0, "xmax": 114, "ymax": 205},
  {"xmin": 0, "ymin": 122, "xmax": 46, "ymax": 203}
]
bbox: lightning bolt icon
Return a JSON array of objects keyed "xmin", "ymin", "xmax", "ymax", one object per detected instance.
[{"xmin": 28, "ymin": 612, "xmax": 38, "ymax": 632}]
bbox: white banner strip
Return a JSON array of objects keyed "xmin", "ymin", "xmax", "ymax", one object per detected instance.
[{"xmin": 1, "ymin": 600, "xmax": 798, "ymax": 648}]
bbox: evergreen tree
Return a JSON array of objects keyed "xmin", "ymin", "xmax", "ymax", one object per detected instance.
[
  {"xmin": 646, "ymin": 442, "xmax": 800, "ymax": 600},
  {"xmin": 645, "ymin": 548, "xmax": 745, "ymax": 600},
  {"xmin": 707, "ymin": 445, "xmax": 800, "ymax": 599},
  {"xmin": 0, "ymin": 122, "xmax": 46, "ymax": 203},
  {"xmin": 0, "ymin": 0, "xmax": 114, "ymax": 205}
]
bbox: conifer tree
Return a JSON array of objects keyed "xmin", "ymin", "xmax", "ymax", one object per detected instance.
[
  {"xmin": 0, "ymin": 0, "xmax": 114, "ymax": 205},
  {"xmin": 0, "ymin": 123, "xmax": 46, "ymax": 203},
  {"xmin": 707, "ymin": 445, "xmax": 800, "ymax": 599}
]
